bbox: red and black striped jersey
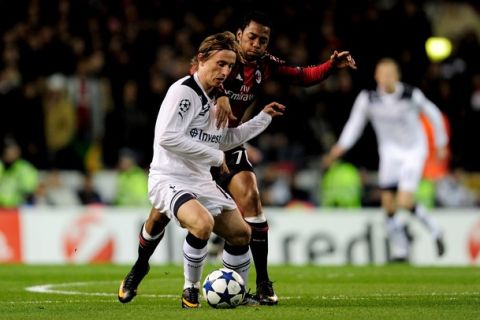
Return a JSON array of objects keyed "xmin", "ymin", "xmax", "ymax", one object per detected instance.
[{"xmin": 222, "ymin": 52, "xmax": 334, "ymax": 127}]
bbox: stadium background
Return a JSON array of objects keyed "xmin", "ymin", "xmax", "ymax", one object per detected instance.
[
  {"xmin": 1, "ymin": 0, "xmax": 479, "ymax": 169},
  {"xmin": 0, "ymin": 0, "xmax": 480, "ymax": 266}
]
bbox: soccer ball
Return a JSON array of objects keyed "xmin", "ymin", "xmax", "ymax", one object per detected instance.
[{"xmin": 202, "ymin": 268, "xmax": 246, "ymax": 308}]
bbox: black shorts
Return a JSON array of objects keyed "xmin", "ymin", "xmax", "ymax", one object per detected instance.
[{"xmin": 211, "ymin": 146, "xmax": 254, "ymax": 190}]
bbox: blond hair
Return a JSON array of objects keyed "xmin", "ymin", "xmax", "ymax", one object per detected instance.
[{"xmin": 190, "ymin": 31, "xmax": 245, "ymax": 72}]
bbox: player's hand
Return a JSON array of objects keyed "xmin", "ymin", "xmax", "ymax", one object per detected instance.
[
  {"xmin": 321, "ymin": 153, "xmax": 335, "ymax": 170},
  {"xmin": 262, "ymin": 102, "xmax": 286, "ymax": 117},
  {"xmin": 216, "ymin": 96, "xmax": 237, "ymax": 129},
  {"xmin": 321, "ymin": 145, "xmax": 345, "ymax": 169},
  {"xmin": 436, "ymin": 146, "xmax": 449, "ymax": 161},
  {"xmin": 330, "ymin": 50, "xmax": 357, "ymax": 70},
  {"xmin": 220, "ymin": 158, "xmax": 230, "ymax": 174}
]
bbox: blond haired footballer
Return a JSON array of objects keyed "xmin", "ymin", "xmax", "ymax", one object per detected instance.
[{"xmin": 118, "ymin": 31, "xmax": 285, "ymax": 308}]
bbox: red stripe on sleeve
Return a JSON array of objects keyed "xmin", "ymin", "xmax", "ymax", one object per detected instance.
[{"xmin": 277, "ymin": 60, "xmax": 334, "ymax": 86}]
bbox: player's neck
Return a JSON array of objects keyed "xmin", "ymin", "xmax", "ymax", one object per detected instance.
[
  {"xmin": 195, "ymin": 72, "xmax": 213, "ymax": 94},
  {"xmin": 245, "ymin": 57, "xmax": 258, "ymax": 65},
  {"xmin": 379, "ymin": 83, "xmax": 397, "ymax": 94}
]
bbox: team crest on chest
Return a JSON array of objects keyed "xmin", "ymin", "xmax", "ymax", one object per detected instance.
[{"xmin": 255, "ymin": 70, "xmax": 262, "ymax": 84}]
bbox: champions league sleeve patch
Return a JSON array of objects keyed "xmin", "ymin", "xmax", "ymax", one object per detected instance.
[{"xmin": 177, "ymin": 99, "xmax": 191, "ymax": 119}]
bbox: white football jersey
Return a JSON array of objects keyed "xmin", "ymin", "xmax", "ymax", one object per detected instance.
[
  {"xmin": 338, "ymin": 82, "xmax": 448, "ymax": 157},
  {"xmin": 149, "ymin": 73, "xmax": 271, "ymax": 183}
]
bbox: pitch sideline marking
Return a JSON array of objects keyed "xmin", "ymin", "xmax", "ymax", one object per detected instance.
[
  {"xmin": 24, "ymin": 280, "xmax": 302, "ymax": 300},
  {"xmin": 23, "ymin": 281, "xmax": 480, "ymax": 303},
  {"xmin": 25, "ymin": 281, "xmax": 177, "ymax": 298}
]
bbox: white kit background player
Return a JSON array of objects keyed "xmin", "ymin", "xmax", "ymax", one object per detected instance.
[
  {"xmin": 117, "ymin": 31, "xmax": 285, "ymax": 308},
  {"xmin": 323, "ymin": 58, "xmax": 448, "ymax": 261}
]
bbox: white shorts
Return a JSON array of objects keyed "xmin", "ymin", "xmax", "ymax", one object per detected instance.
[
  {"xmin": 378, "ymin": 149, "xmax": 426, "ymax": 193},
  {"xmin": 148, "ymin": 175, "xmax": 237, "ymax": 222}
]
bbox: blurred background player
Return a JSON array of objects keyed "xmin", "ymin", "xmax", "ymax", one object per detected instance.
[
  {"xmin": 211, "ymin": 10, "xmax": 357, "ymax": 304},
  {"xmin": 323, "ymin": 58, "xmax": 448, "ymax": 262}
]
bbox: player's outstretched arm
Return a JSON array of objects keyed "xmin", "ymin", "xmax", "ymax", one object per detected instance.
[
  {"xmin": 330, "ymin": 50, "xmax": 357, "ymax": 70},
  {"xmin": 220, "ymin": 102, "xmax": 285, "ymax": 151}
]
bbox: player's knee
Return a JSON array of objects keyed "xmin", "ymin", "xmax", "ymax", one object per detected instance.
[
  {"xmin": 147, "ymin": 208, "xmax": 170, "ymax": 228},
  {"xmin": 191, "ymin": 215, "xmax": 214, "ymax": 239},
  {"xmin": 227, "ymin": 225, "xmax": 251, "ymax": 246},
  {"xmin": 381, "ymin": 200, "xmax": 396, "ymax": 215},
  {"xmin": 234, "ymin": 233, "xmax": 251, "ymax": 246}
]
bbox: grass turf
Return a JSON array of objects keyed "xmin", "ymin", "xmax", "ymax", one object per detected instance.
[{"xmin": 0, "ymin": 264, "xmax": 479, "ymax": 320}]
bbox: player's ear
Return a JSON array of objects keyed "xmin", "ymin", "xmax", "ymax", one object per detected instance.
[
  {"xmin": 236, "ymin": 29, "xmax": 242, "ymax": 41},
  {"xmin": 196, "ymin": 53, "xmax": 206, "ymax": 69}
]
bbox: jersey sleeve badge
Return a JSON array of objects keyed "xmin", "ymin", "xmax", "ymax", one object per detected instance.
[{"xmin": 178, "ymin": 99, "xmax": 191, "ymax": 119}]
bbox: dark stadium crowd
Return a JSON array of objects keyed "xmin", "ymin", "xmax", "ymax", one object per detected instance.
[{"xmin": 1, "ymin": 0, "xmax": 480, "ymax": 208}]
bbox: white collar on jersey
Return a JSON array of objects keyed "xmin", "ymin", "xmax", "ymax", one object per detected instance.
[{"xmin": 193, "ymin": 72, "xmax": 215, "ymax": 103}]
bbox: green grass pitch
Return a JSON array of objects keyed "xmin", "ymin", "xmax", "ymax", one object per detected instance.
[{"xmin": 1, "ymin": 264, "xmax": 479, "ymax": 320}]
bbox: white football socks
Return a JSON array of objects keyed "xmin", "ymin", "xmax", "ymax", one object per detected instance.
[
  {"xmin": 183, "ymin": 238, "xmax": 207, "ymax": 289},
  {"xmin": 412, "ymin": 204, "xmax": 442, "ymax": 239},
  {"xmin": 385, "ymin": 215, "xmax": 409, "ymax": 259},
  {"xmin": 222, "ymin": 248, "xmax": 251, "ymax": 286}
]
